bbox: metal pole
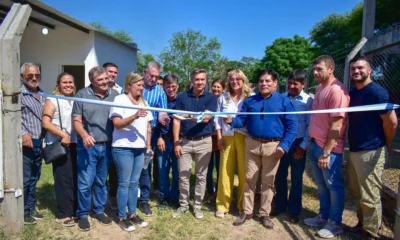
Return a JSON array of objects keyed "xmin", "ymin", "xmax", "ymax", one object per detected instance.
[{"xmin": 343, "ymin": 37, "xmax": 368, "ymax": 90}]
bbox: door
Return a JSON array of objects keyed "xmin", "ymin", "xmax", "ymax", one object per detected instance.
[{"xmin": 62, "ymin": 65, "xmax": 85, "ymax": 91}]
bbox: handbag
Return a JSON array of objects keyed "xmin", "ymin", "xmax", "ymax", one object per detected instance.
[{"xmin": 41, "ymin": 99, "xmax": 67, "ymax": 164}]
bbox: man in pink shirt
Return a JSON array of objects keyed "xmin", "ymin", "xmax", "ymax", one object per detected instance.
[{"xmin": 304, "ymin": 55, "xmax": 350, "ymax": 239}]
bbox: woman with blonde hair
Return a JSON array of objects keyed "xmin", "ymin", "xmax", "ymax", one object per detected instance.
[
  {"xmin": 109, "ymin": 71, "xmax": 153, "ymax": 232},
  {"xmin": 42, "ymin": 72, "xmax": 78, "ymax": 227},
  {"xmin": 215, "ymin": 69, "xmax": 253, "ymax": 217}
]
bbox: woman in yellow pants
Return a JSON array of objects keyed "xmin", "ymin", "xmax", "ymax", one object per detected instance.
[{"xmin": 215, "ymin": 69, "xmax": 253, "ymax": 218}]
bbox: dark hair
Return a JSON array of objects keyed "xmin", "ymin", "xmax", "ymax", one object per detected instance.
[
  {"xmin": 158, "ymin": 75, "xmax": 164, "ymax": 80},
  {"xmin": 349, "ymin": 56, "xmax": 371, "ymax": 67},
  {"xmin": 257, "ymin": 69, "xmax": 278, "ymax": 81},
  {"xmin": 211, "ymin": 78, "xmax": 225, "ymax": 89},
  {"xmin": 313, "ymin": 55, "xmax": 335, "ymax": 68},
  {"xmin": 190, "ymin": 68, "xmax": 208, "ymax": 80},
  {"xmin": 163, "ymin": 74, "xmax": 179, "ymax": 84},
  {"xmin": 288, "ymin": 69, "xmax": 306, "ymax": 84},
  {"xmin": 102, "ymin": 62, "xmax": 118, "ymax": 69}
]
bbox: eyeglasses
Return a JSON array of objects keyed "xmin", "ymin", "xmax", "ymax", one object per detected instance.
[
  {"xmin": 25, "ymin": 74, "xmax": 41, "ymax": 79},
  {"xmin": 260, "ymin": 106, "xmax": 264, "ymax": 120}
]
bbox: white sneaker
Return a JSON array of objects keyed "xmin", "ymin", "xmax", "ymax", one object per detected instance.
[
  {"xmin": 317, "ymin": 220, "xmax": 343, "ymax": 238},
  {"xmin": 304, "ymin": 214, "xmax": 327, "ymax": 227}
]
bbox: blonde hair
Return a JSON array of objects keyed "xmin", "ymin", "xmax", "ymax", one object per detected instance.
[
  {"xmin": 226, "ymin": 69, "xmax": 252, "ymax": 101},
  {"xmin": 124, "ymin": 71, "xmax": 148, "ymax": 106},
  {"xmin": 52, "ymin": 73, "xmax": 76, "ymax": 96}
]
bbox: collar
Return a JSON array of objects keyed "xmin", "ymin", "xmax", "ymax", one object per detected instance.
[
  {"xmin": 286, "ymin": 90, "xmax": 306, "ymax": 100},
  {"xmin": 21, "ymin": 83, "xmax": 44, "ymax": 94},
  {"xmin": 188, "ymin": 88, "xmax": 206, "ymax": 97},
  {"xmin": 145, "ymin": 83, "xmax": 157, "ymax": 91}
]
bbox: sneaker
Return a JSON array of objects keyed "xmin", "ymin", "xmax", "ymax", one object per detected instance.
[
  {"xmin": 193, "ymin": 207, "xmax": 203, "ymax": 219},
  {"xmin": 93, "ymin": 213, "xmax": 112, "ymax": 226},
  {"xmin": 117, "ymin": 218, "xmax": 135, "ymax": 232},
  {"xmin": 317, "ymin": 220, "xmax": 343, "ymax": 238},
  {"xmin": 24, "ymin": 215, "xmax": 36, "ymax": 225},
  {"xmin": 260, "ymin": 216, "xmax": 274, "ymax": 229},
  {"xmin": 158, "ymin": 199, "xmax": 168, "ymax": 210},
  {"xmin": 78, "ymin": 217, "xmax": 90, "ymax": 231},
  {"xmin": 129, "ymin": 214, "xmax": 148, "ymax": 227},
  {"xmin": 173, "ymin": 206, "xmax": 188, "ymax": 218},
  {"xmin": 139, "ymin": 202, "xmax": 153, "ymax": 216},
  {"xmin": 304, "ymin": 214, "xmax": 327, "ymax": 227},
  {"xmin": 108, "ymin": 197, "xmax": 118, "ymax": 211},
  {"xmin": 31, "ymin": 209, "xmax": 44, "ymax": 220}
]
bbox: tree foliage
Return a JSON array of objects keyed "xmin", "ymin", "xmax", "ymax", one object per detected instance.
[
  {"xmin": 137, "ymin": 52, "xmax": 156, "ymax": 74},
  {"xmin": 89, "ymin": 21, "xmax": 134, "ymax": 42}
]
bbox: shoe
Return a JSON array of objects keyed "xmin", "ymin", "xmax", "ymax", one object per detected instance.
[
  {"xmin": 173, "ymin": 206, "xmax": 189, "ymax": 218},
  {"xmin": 117, "ymin": 218, "xmax": 135, "ymax": 232},
  {"xmin": 168, "ymin": 198, "xmax": 180, "ymax": 208},
  {"xmin": 158, "ymin": 199, "xmax": 168, "ymax": 210},
  {"xmin": 349, "ymin": 221, "xmax": 363, "ymax": 235},
  {"xmin": 260, "ymin": 216, "xmax": 274, "ymax": 229},
  {"xmin": 139, "ymin": 202, "xmax": 153, "ymax": 216},
  {"xmin": 215, "ymin": 210, "xmax": 225, "ymax": 218},
  {"xmin": 78, "ymin": 217, "xmax": 90, "ymax": 231},
  {"xmin": 24, "ymin": 215, "xmax": 36, "ymax": 225},
  {"xmin": 108, "ymin": 197, "xmax": 118, "ymax": 211},
  {"xmin": 289, "ymin": 214, "xmax": 299, "ymax": 223},
  {"xmin": 317, "ymin": 220, "xmax": 343, "ymax": 238},
  {"xmin": 233, "ymin": 212, "xmax": 252, "ymax": 226},
  {"xmin": 55, "ymin": 218, "xmax": 75, "ymax": 227},
  {"xmin": 270, "ymin": 208, "xmax": 283, "ymax": 217},
  {"xmin": 193, "ymin": 207, "xmax": 203, "ymax": 219},
  {"xmin": 304, "ymin": 214, "xmax": 327, "ymax": 227},
  {"xmin": 129, "ymin": 214, "xmax": 148, "ymax": 228},
  {"xmin": 31, "ymin": 209, "xmax": 44, "ymax": 220},
  {"xmin": 93, "ymin": 213, "xmax": 112, "ymax": 226}
]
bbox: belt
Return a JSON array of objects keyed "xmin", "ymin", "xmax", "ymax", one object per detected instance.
[
  {"xmin": 94, "ymin": 141, "xmax": 110, "ymax": 146},
  {"xmin": 161, "ymin": 134, "xmax": 173, "ymax": 141},
  {"xmin": 181, "ymin": 134, "xmax": 211, "ymax": 141},
  {"xmin": 249, "ymin": 136, "xmax": 282, "ymax": 143}
]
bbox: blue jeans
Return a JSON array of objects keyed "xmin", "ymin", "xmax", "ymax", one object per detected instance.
[
  {"xmin": 275, "ymin": 138, "xmax": 306, "ymax": 215},
  {"xmin": 76, "ymin": 141, "xmax": 112, "ymax": 218},
  {"xmin": 23, "ymin": 141, "xmax": 42, "ymax": 216},
  {"xmin": 157, "ymin": 139, "xmax": 179, "ymax": 200},
  {"xmin": 309, "ymin": 141, "xmax": 344, "ymax": 225},
  {"xmin": 112, "ymin": 147, "xmax": 144, "ymax": 218},
  {"xmin": 206, "ymin": 151, "xmax": 220, "ymax": 195}
]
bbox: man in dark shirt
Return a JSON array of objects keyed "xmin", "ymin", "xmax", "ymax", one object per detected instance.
[
  {"xmin": 225, "ymin": 69, "xmax": 297, "ymax": 229},
  {"xmin": 347, "ymin": 57, "xmax": 398, "ymax": 239},
  {"xmin": 172, "ymin": 68, "xmax": 218, "ymax": 219}
]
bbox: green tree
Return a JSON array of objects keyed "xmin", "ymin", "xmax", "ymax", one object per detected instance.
[
  {"xmin": 159, "ymin": 29, "xmax": 223, "ymax": 89},
  {"xmin": 89, "ymin": 21, "xmax": 133, "ymax": 42},
  {"xmin": 137, "ymin": 52, "xmax": 156, "ymax": 74}
]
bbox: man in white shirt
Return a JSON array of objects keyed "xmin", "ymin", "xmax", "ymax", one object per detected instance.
[{"xmin": 103, "ymin": 62, "xmax": 124, "ymax": 94}]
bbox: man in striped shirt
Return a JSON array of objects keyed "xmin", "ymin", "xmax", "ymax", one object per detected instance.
[{"xmin": 20, "ymin": 63, "xmax": 45, "ymax": 225}]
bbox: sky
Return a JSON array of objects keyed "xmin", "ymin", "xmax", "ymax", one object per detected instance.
[{"xmin": 42, "ymin": 0, "xmax": 360, "ymax": 61}]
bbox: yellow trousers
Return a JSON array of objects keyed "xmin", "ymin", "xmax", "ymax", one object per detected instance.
[{"xmin": 216, "ymin": 132, "xmax": 246, "ymax": 212}]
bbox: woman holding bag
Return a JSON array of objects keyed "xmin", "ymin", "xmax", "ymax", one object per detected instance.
[{"xmin": 42, "ymin": 73, "xmax": 78, "ymax": 227}]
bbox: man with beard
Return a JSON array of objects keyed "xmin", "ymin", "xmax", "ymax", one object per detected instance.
[
  {"xmin": 103, "ymin": 62, "xmax": 123, "ymax": 94},
  {"xmin": 20, "ymin": 63, "xmax": 46, "ymax": 225},
  {"xmin": 347, "ymin": 57, "xmax": 397, "ymax": 239}
]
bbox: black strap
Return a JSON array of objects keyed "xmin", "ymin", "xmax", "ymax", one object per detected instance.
[{"xmin": 56, "ymin": 98, "xmax": 63, "ymax": 131}]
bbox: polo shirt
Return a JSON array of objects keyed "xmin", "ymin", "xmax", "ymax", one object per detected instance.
[
  {"xmin": 232, "ymin": 92, "xmax": 298, "ymax": 153},
  {"xmin": 143, "ymin": 84, "xmax": 168, "ymax": 128},
  {"xmin": 157, "ymin": 95, "xmax": 178, "ymax": 138},
  {"xmin": 348, "ymin": 82, "xmax": 391, "ymax": 152},
  {"xmin": 72, "ymin": 85, "xmax": 119, "ymax": 142},
  {"xmin": 175, "ymin": 88, "xmax": 218, "ymax": 137}
]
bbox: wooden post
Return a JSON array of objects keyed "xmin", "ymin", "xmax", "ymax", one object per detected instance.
[{"xmin": 0, "ymin": 3, "xmax": 31, "ymax": 232}]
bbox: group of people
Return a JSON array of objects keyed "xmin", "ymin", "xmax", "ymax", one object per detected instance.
[{"xmin": 20, "ymin": 54, "xmax": 397, "ymax": 239}]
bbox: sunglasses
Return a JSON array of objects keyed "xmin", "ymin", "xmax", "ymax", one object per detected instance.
[
  {"xmin": 260, "ymin": 106, "xmax": 264, "ymax": 120},
  {"xmin": 25, "ymin": 74, "xmax": 41, "ymax": 79}
]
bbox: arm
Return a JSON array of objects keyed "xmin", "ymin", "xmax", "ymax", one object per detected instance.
[
  {"xmin": 111, "ymin": 109, "xmax": 147, "ymax": 129},
  {"xmin": 299, "ymin": 97, "xmax": 313, "ymax": 150},
  {"xmin": 380, "ymin": 110, "xmax": 398, "ymax": 152},
  {"xmin": 73, "ymin": 115, "xmax": 96, "ymax": 148},
  {"xmin": 192, "ymin": 94, "xmax": 218, "ymax": 123},
  {"xmin": 318, "ymin": 116, "xmax": 343, "ymax": 169},
  {"xmin": 276, "ymin": 100, "xmax": 298, "ymax": 155},
  {"xmin": 146, "ymin": 122, "xmax": 153, "ymax": 158},
  {"xmin": 173, "ymin": 117, "xmax": 182, "ymax": 158},
  {"xmin": 42, "ymin": 99, "xmax": 70, "ymax": 146},
  {"xmin": 158, "ymin": 90, "xmax": 170, "ymax": 126}
]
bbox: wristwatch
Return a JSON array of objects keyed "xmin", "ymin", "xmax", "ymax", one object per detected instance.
[{"xmin": 321, "ymin": 152, "xmax": 330, "ymax": 158}]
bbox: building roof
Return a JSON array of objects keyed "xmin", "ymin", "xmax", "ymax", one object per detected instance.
[{"xmin": 0, "ymin": 0, "xmax": 138, "ymax": 50}]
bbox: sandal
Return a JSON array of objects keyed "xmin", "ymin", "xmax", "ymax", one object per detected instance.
[
  {"xmin": 56, "ymin": 218, "xmax": 76, "ymax": 227},
  {"xmin": 215, "ymin": 210, "xmax": 225, "ymax": 218}
]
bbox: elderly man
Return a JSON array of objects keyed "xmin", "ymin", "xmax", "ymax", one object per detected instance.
[
  {"xmin": 20, "ymin": 63, "xmax": 45, "ymax": 225},
  {"xmin": 347, "ymin": 57, "xmax": 398, "ymax": 239},
  {"xmin": 72, "ymin": 67, "xmax": 119, "ymax": 231},
  {"xmin": 172, "ymin": 68, "xmax": 218, "ymax": 219},
  {"xmin": 225, "ymin": 69, "xmax": 297, "ymax": 229}
]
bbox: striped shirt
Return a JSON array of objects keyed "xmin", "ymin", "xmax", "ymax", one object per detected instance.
[
  {"xmin": 21, "ymin": 84, "xmax": 45, "ymax": 139},
  {"xmin": 143, "ymin": 84, "xmax": 167, "ymax": 128}
]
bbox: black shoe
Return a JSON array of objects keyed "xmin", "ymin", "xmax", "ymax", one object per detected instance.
[
  {"xmin": 93, "ymin": 213, "xmax": 112, "ymax": 225},
  {"xmin": 129, "ymin": 214, "xmax": 148, "ymax": 227},
  {"xmin": 78, "ymin": 217, "xmax": 90, "ymax": 231},
  {"xmin": 117, "ymin": 218, "xmax": 135, "ymax": 232},
  {"xmin": 168, "ymin": 198, "xmax": 180, "ymax": 208},
  {"xmin": 24, "ymin": 215, "xmax": 37, "ymax": 225},
  {"xmin": 31, "ymin": 209, "xmax": 44, "ymax": 220},
  {"xmin": 270, "ymin": 208, "xmax": 283, "ymax": 217},
  {"xmin": 158, "ymin": 199, "xmax": 168, "ymax": 210},
  {"xmin": 289, "ymin": 214, "xmax": 299, "ymax": 223},
  {"xmin": 139, "ymin": 202, "xmax": 153, "ymax": 216}
]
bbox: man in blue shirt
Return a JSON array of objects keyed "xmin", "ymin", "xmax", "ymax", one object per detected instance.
[
  {"xmin": 225, "ymin": 69, "xmax": 297, "ymax": 229},
  {"xmin": 347, "ymin": 57, "xmax": 398, "ymax": 239},
  {"xmin": 172, "ymin": 68, "xmax": 218, "ymax": 219},
  {"xmin": 272, "ymin": 69, "xmax": 313, "ymax": 224}
]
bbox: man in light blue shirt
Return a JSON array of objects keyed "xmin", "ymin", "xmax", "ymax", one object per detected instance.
[{"xmin": 272, "ymin": 69, "xmax": 313, "ymax": 223}]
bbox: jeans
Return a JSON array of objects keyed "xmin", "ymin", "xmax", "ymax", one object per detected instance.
[
  {"xmin": 275, "ymin": 138, "xmax": 306, "ymax": 215},
  {"xmin": 112, "ymin": 147, "xmax": 144, "ymax": 218},
  {"xmin": 206, "ymin": 151, "xmax": 220, "ymax": 195},
  {"xmin": 139, "ymin": 134, "xmax": 157, "ymax": 203},
  {"xmin": 157, "ymin": 138, "xmax": 179, "ymax": 200},
  {"xmin": 23, "ymin": 142, "xmax": 42, "ymax": 216},
  {"xmin": 309, "ymin": 141, "xmax": 344, "ymax": 225},
  {"xmin": 76, "ymin": 140, "xmax": 112, "ymax": 218}
]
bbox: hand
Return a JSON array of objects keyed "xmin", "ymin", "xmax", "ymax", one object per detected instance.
[
  {"xmin": 190, "ymin": 115, "xmax": 199, "ymax": 123},
  {"xmin": 146, "ymin": 147, "xmax": 154, "ymax": 160},
  {"xmin": 22, "ymin": 133, "xmax": 33, "ymax": 148},
  {"xmin": 174, "ymin": 145, "xmax": 183, "ymax": 158},
  {"xmin": 293, "ymin": 146, "xmax": 305, "ymax": 159},
  {"xmin": 223, "ymin": 116, "xmax": 232, "ymax": 124},
  {"xmin": 218, "ymin": 138, "xmax": 225, "ymax": 152},
  {"xmin": 318, "ymin": 155, "xmax": 330, "ymax": 169},
  {"xmin": 157, "ymin": 137, "xmax": 166, "ymax": 152},
  {"xmin": 61, "ymin": 134, "xmax": 71, "ymax": 147},
  {"xmin": 272, "ymin": 146, "xmax": 285, "ymax": 158},
  {"xmin": 83, "ymin": 134, "xmax": 96, "ymax": 148},
  {"xmin": 134, "ymin": 109, "xmax": 147, "ymax": 119},
  {"xmin": 159, "ymin": 115, "xmax": 170, "ymax": 126}
]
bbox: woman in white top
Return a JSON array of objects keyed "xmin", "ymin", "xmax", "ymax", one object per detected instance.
[
  {"xmin": 215, "ymin": 69, "xmax": 253, "ymax": 217},
  {"xmin": 42, "ymin": 73, "xmax": 78, "ymax": 227},
  {"xmin": 109, "ymin": 71, "xmax": 153, "ymax": 232}
]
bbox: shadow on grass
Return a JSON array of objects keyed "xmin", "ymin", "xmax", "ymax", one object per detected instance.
[{"xmin": 36, "ymin": 182, "xmax": 57, "ymax": 215}]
